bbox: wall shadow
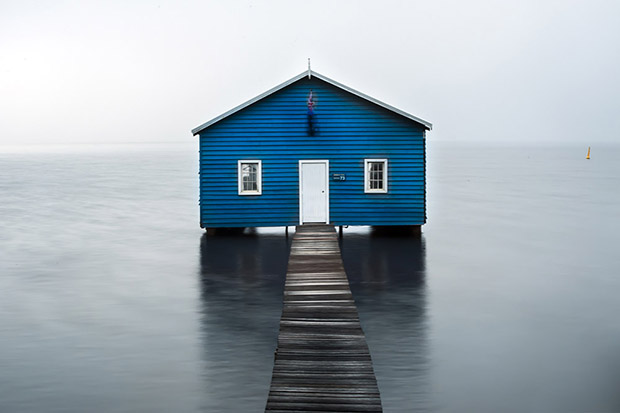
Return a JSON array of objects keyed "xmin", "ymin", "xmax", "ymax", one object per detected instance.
[
  {"xmin": 197, "ymin": 232, "xmax": 291, "ymax": 412},
  {"xmin": 340, "ymin": 232, "xmax": 429, "ymax": 412}
]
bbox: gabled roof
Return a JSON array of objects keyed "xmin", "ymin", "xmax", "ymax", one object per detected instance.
[{"xmin": 191, "ymin": 70, "xmax": 432, "ymax": 135}]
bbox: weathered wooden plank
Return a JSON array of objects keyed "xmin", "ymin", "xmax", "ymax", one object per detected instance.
[{"xmin": 265, "ymin": 225, "xmax": 382, "ymax": 412}]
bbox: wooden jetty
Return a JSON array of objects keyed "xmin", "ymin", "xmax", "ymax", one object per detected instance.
[{"xmin": 265, "ymin": 225, "xmax": 382, "ymax": 412}]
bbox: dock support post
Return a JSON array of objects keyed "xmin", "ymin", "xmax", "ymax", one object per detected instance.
[
  {"xmin": 285, "ymin": 226, "xmax": 289, "ymax": 237},
  {"xmin": 338, "ymin": 225, "xmax": 343, "ymax": 238},
  {"xmin": 411, "ymin": 225, "xmax": 422, "ymax": 237}
]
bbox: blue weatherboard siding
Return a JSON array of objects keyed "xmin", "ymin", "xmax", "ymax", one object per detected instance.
[{"xmin": 198, "ymin": 76, "xmax": 426, "ymax": 228}]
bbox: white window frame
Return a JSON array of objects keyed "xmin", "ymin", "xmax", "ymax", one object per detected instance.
[
  {"xmin": 364, "ymin": 159, "xmax": 388, "ymax": 193},
  {"xmin": 238, "ymin": 160, "xmax": 262, "ymax": 195}
]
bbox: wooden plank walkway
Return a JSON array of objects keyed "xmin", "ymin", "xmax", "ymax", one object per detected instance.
[{"xmin": 265, "ymin": 225, "xmax": 382, "ymax": 412}]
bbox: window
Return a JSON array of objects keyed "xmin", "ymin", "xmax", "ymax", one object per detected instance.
[
  {"xmin": 364, "ymin": 159, "xmax": 388, "ymax": 193},
  {"xmin": 238, "ymin": 160, "xmax": 262, "ymax": 195}
]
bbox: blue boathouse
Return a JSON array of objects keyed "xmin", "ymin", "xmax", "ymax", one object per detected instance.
[{"xmin": 191, "ymin": 69, "xmax": 432, "ymax": 233}]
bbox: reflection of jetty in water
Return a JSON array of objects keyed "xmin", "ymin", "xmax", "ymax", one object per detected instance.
[
  {"xmin": 340, "ymin": 231, "xmax": 429, "ymax": 412},
  {"xmin": 198, "ymin": 233, "xmax": 291, "ymax": 412}
]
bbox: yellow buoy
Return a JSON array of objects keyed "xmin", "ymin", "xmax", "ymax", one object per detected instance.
[{"xmin": 586, "ymin": 146, "xmax": 591, "ymax": 159}]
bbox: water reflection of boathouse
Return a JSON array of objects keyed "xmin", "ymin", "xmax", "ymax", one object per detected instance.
[{"xmin": 198, "ymin": 230, "xmax": 429, "ymax": 411}]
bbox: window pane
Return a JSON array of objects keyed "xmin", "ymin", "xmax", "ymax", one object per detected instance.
[
  {"xmin": 241, "ymin": 163, "xmax": 257, "ymax": 192},
  {"xmin": 368, "ymin": 161, "xmax": 384, "ymax": 190}
]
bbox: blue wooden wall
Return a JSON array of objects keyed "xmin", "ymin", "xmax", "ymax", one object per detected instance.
[{"xmin": 198, "ymin": 77, "xmax": 426, "ymax": 228}]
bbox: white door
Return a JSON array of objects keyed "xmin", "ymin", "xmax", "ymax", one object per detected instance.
[{"xmin": 299, "ymin": 160, "xmax": 329, "ymax": 224}]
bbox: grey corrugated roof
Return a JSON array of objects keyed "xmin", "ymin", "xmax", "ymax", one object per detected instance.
[{"xmin": 191, "ymin": 70, "xmax": 432, "ymax": 135}]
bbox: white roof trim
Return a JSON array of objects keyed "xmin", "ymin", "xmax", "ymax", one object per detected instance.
[{"xmin": 191, "ymin": 70, "xmax": 432, "ymax": 135}]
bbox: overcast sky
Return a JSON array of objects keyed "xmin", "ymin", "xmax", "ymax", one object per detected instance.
[{"xmin": 1, "ymin": 0, "xmax": 619, "ymax": 145}]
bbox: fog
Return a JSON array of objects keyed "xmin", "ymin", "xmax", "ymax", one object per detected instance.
[{"xmin": 2, "ymin": 0, "xmax": 619, "ymax": 145}]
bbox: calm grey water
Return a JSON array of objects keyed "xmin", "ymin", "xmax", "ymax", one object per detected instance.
[{"xmin": 1, "ymin": 142, "xmax": 619, "ymax": 412}]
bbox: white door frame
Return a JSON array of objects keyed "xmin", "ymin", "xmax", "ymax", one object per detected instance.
[{"xmin": 298, "ymin": 160, "xmax": 329, "ymax": 225}]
